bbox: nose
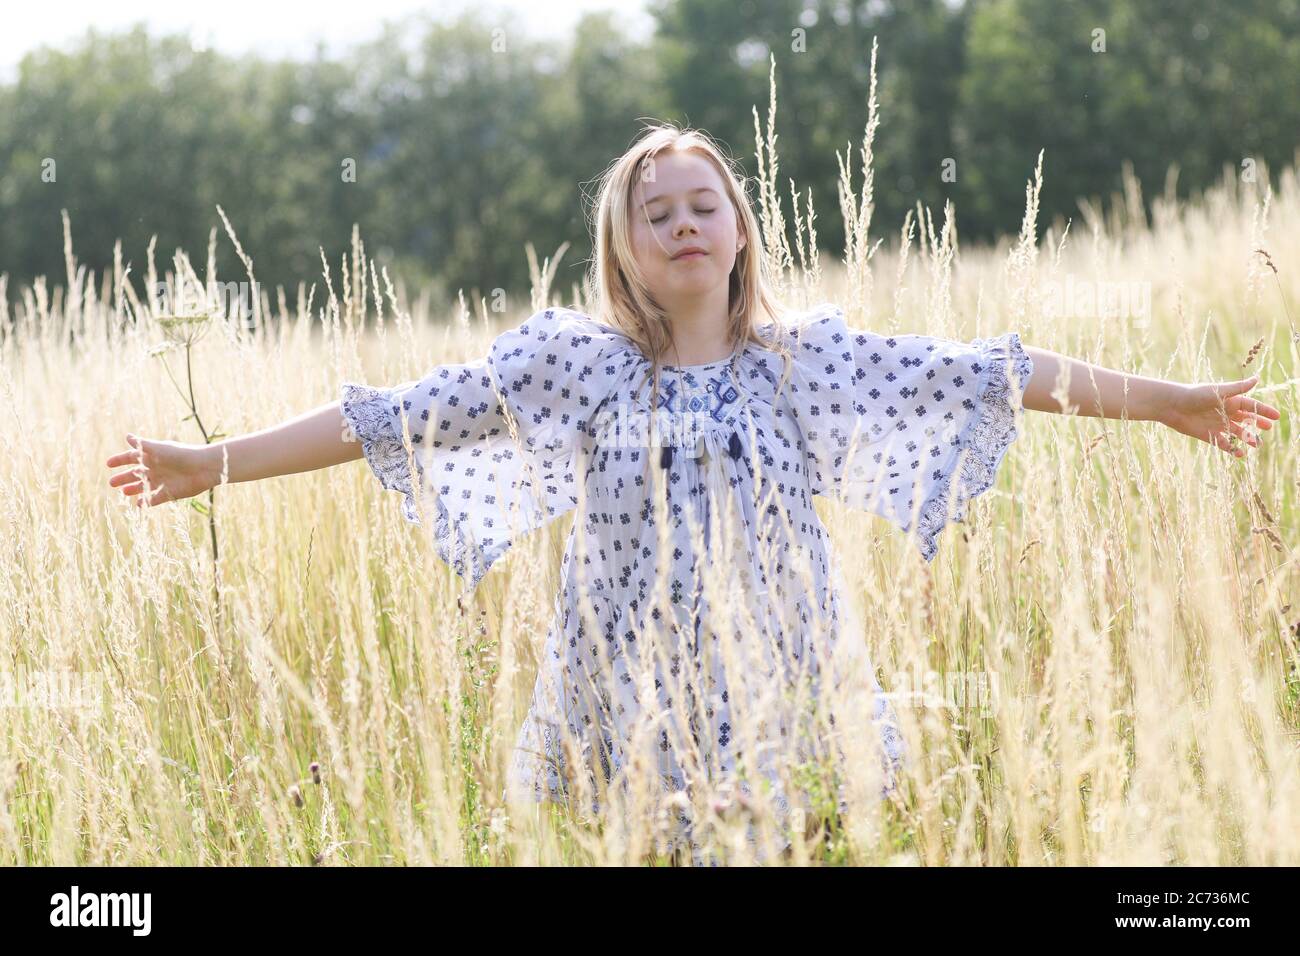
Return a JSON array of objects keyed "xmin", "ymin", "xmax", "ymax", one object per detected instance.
[{"xmin": 673, "ymin": 216, "xmax": 699, "ymax": 238}]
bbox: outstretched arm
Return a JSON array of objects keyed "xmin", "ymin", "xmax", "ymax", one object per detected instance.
[
  {"xmin": 208, "ymin": 400, "xmax": 365, "ymax": 482},
  {"xmin": 1022, "ymin": 345, "xmax": 1283, "ymax": 458},
  {"xmin": 106, "ymin": 400, "xmax": 364, "ymax": 508}
]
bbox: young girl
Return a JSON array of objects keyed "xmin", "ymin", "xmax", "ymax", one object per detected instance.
[{"xmin": 105, "ymin": 124, "xmax": 1281, "ymax": 865}]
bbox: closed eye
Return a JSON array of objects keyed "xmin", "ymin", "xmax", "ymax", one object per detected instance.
[{"xmin": 650, "ymin": 208, "xmax": 717, "ymax": 224}]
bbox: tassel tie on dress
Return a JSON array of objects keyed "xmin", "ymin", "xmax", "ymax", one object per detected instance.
[{"xmin": 659, "ymin": 429, "xmax": 743, "ymax": 470}]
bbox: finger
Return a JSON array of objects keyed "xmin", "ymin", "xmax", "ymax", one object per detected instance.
[
  {"xmin": 110, "ymin": 435, "xmax": 151, "ymax": 468},
  {"xmin": 130, "ymin": 489, "xmax": 156, "ymax": 508},
  {"xmin": 1223, "ymin": 395, "xmax": 1268, "ymax": 420},
  {"xmin": 142, "ymin": 483, "xmax": 171, "ymax": 506},
  {"xmin": 108, "ymin": 468, "xmax": 146, "ymax": 488},
  {"xmin": 127, "ymin": 434, "xmax": 155, "ymax": 459},
  {"xmin": 1209, "ymin": 431, "xmax": 1246, "ymax": 458},
  {"xmin": 130, "ymin": 488, "xmax": 156, "ymax": 508},
  {"xmin": 1215, "ymin": 375, "xmax": 1258, "ymax": 399},
  {"xmin": 106, "ymin": 448, "xmax": 142, "ymax": 467},
  {"xmin": 1231, "ymin": 410, "xmax": 1275, "ymax": 430},
  {"xmin": 120, "ymin": 482, "xmax": 143, "ymax": 496},
  {"xmin": 1235, "ymin": 397, "xmax": 1282, "ymax": 419},
  {"xmin": 1226, "ymin": 421, "xmax": 1260, "ymax": 447}
]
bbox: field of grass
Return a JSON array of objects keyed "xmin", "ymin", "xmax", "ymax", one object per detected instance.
[{"xmin": 2, "ymin": 69, "xmax": 1297, "ymax": 865}]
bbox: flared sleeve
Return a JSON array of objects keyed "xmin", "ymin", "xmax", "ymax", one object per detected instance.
[
  {"xmin": 783, "ymin": 303, "xmax": 1034, "ymax": 561},
  {"xmin": 339, "ymin": 307, "xmax": 633, "ymax": 592}
]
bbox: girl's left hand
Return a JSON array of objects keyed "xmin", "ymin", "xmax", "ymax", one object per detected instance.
[{"xmin": 1158, "ymin": 375, "xmax": 1282, "ymax": 458}]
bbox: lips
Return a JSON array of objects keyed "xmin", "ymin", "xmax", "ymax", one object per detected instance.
[{"xmin": 672, "ymin": 248, "xmax": 708, "ymax": 260}]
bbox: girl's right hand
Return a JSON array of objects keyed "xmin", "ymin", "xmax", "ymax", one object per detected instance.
[{"xmin": 105, "ymin": 434, "xmax": 222, "ymax": 508}]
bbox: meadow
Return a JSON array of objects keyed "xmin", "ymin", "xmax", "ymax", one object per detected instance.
[{"xmin": 2, "ymin": 66, "xmax": 1297, "ymax": 866}]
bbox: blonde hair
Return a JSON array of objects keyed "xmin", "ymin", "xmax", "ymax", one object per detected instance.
[{"xmin": 581, "ymin": 122, "xmax": 794, "ymax": 399}]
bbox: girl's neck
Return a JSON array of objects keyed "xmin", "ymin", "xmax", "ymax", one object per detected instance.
[{"xmin": 661, "ymin": 289, "xmax": 733, "ymax": 365}]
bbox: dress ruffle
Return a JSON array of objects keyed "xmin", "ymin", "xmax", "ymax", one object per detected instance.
[
  {"xmin": 912, "ymin": 332, "xmax": 1033, "ymax": 561},
  {"xmin": 339, "ymin": 308, "xmax": 638, "ymax": 595},
  {"xmin": 776, "ymin": 302, "xmax": 1034, "ymax": 562}
]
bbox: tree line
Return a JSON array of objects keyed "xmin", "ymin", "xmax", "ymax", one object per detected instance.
[{"xmin": 1, "ymin": 0, "xmax": 1296, "ymax": 310}]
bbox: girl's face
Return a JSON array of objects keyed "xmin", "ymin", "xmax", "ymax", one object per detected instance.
[{"xmin": 628, "ymin": 149, "xmax": 746, "ymax": 307}]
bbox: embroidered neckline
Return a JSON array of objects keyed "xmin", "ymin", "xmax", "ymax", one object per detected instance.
[{"xmin": 655, "ymin": 365, "xmax": 745, "ymax": 422}]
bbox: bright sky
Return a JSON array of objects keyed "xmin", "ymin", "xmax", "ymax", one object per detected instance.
[{"xmin": 0, "ymin": 0, "xmax": 655, "ymax": 81}]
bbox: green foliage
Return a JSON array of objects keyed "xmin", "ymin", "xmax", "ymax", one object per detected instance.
[
  {"xmin": 957, "ymin": 0, "xmax": 1300, "ymax": 234},
  {"xmin": 2, "ymin": 2, "xmax": 1298, "ymax": 309}
]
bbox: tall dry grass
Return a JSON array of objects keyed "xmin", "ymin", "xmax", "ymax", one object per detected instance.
[{"xmin": 1, "ymin": 48, "xmax": 1297, "ymax": 865}]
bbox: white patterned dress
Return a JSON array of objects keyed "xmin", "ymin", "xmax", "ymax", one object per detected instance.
[{"xmin": 340, "ymin": 302, "xmax": 1033, "ymax": 863}]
